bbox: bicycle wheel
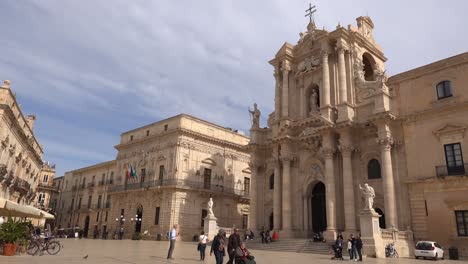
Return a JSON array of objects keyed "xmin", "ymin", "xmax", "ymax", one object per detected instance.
[
  {"xmin": 47, "ymin": 241, "xmax": 61, "ymax": 255},
  {"xmin": 26, "ymin": 241, "xmax": 40, "ymax": 255}
]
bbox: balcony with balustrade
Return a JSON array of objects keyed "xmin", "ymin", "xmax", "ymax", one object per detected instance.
[{"xmin": 108, "ymin": 178, "xmax": 249, "ymax": 200}]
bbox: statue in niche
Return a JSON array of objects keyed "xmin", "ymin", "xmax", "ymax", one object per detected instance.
[
  {"xmin": 249, "ymin": 103, "xmax": 261, "ymax": 129},
  {"xmin": 359, "ymin": 183, "xmax": 376, "ymax": 211},
  {"xmin": 309, "ymin": 89, "xmax": 319, "ymax": 113},
  {"xmin": 207, "ymin": 197, "xmax": 215, "ymax": 217}
]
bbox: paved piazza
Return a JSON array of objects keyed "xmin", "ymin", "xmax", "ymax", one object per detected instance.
[{"xmin": 0, "ymin": 239, "xmax": 461, "ymax": 264}]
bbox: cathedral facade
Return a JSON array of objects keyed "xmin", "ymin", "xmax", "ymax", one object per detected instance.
[{"xmin": 248, "ymin": 16, "xmax": 468, "ymax": 255}]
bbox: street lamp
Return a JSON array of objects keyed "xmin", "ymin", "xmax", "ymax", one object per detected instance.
[{"xmin": 115, "ymin": 215, "xmax": 125, "ymax": 239}]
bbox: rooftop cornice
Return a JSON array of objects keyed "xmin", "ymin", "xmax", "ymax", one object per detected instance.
[{"xmin": 388, "ymin": 52, "xmax": 468, "ymax": 84}]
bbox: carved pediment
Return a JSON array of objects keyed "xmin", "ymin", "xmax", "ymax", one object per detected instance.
[
  {"xmin": 201, "ymin": 158, "xmax": 216, "ymax": 166},
  {"xmin": 433, "ymin": 124, "xmax": 467, "ymax": 138},
  {"xmin": 242, "ymin": 167, "xmax": 252, "ymax": 174},
  {"xmin": 157, "ymin": 155, "xmax": 167, "ymax": 161}
]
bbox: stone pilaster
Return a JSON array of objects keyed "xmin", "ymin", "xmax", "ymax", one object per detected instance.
[
  {"xmin": 322, "ymin": 132, "xmax": 337, "ymax": 240},
  {"xmin": 273, "ymin": 161, "xmax": 281, "ymax": 230},
  {"xmin": 274, "ymin": 68, "xmax": 281, "ymax": 121},
  {"xmin": 337, "ymin": 47, "xmax": 347, "ymax": 104},
  {"xmin": 340, "ymin": 145, "xmax": 356, "ymax": 232},
  {"xmin": 281, "ymin": 155, "xmax": 292, "ymax": 230},
  {"xmin": 320, "ymin": 51, "xmax": 333, "ymax": 120},
  {"xmin": 378, "ymin": 136, "xmax": 398, "ymax": 229},
  {"xmin": 281, "ymin": 61, "xmax": 291, "ymax": 118},
  {"xmin": 248, "ymin": 161, "xmax": 258, "ymax": 231}
]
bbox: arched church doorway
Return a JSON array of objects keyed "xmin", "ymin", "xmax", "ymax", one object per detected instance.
[
  {"xmin": 311, "ymin": 182, "xmax": 327, "ymax": 233},
  {"xmin": 375, "ymin": 208, "xmax": 386, "ymax": 229},
  {"xmin": 135, "ymin": 205, "xmax": 143, "ymax": 233}
]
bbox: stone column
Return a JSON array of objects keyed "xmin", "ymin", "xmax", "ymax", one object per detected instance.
[
  {"xmin": 281, "ymin": 156, "xmax": 292, "ymax": 230},
  {"xmin": 273, "ymin": 161, "xmax": 281, "ymax": 230},
  {"xmin": 379, "ymin": 137, "xmax": 398, "ymax": 229},
  {"xmin": 337, "ymin": 47, "xmax": 347, "ymax": 104},
  {"xmin": 322, "ymin": 132, "xmax": 336, "ymax": 239},
  {"xmin": 321, "ymin": 51, "xmax": 331, "ymax": 107},
  {"xmin": 249, "ymin": 162, "xmax": 258, "ymax": 231},
  {"xmin": 281, "ymin": 61, "xmax": 291, "ymax": 118},
  {"xmin": 339, "ymin": 129, "xmax": 357, "ymax": 231},
  {"xmin": 274, "ymin": 69, "xmax": 281, "ymax": 121}
]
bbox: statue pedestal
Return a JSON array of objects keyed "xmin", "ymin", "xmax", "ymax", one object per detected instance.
[
  {"xmin": 359, "ymin": 209, "xmax": 385, "ymax": 258},
  {"xmin": 204, "ymin": 215, "xmax": 218, "ymax": 241}
]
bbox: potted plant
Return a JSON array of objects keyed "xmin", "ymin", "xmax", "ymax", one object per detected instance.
[{"xmin": 0, "ymin": 218, "xmax": 30, "ymax": 256}]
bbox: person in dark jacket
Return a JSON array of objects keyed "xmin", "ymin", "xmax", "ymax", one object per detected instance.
[
  {"xmin": 211, "ymin": 229, "xmax": 226, "ymax": 264},
  {"xmin": 227, "ymin": 228, "xmax": 241, "ymax": 264},
  {"xmin": 355, "ymin": 234, "xmax": 363, "ymax": 261}
]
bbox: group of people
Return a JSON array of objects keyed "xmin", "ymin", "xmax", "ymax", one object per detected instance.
[
  {"xmin": 259, "ymin": 228, "xmax": 278, "ymax": 243},
  {"xmin": 166, "ymin": 224, "xmax": 256, "ymax": 264},
  {"xmin": 331, "ymin": 233, "xmax": 363, "ymax": 261},
  {"xmin": 209, "ymin": 228, "xmax": 256, "ymax": 264}
]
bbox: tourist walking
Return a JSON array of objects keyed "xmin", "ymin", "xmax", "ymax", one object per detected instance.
[
  {"xmin": 198, "ymin": 231, "xmax": 209, "ymax": 261},
  {"xmin": 355, "ymin": 235, "xmax": 363, "ymax": 261},
  {"xmin": 167, "ymin": 224, "xmax": 178, "ymax": 260},
  {"xmin": 211, "ymin": 229, "xmax": 226, "ymax": 264},
  {"xmin": 350, "ymin": 234, "xmax": 357, "ymax": 261},
  {"xmin": 227, "ymin": 228, "xmax": 241, "ymax": 264},
  {"xmin": 347, "ymin": 237, "xmax": 353, "ymax": 259}
]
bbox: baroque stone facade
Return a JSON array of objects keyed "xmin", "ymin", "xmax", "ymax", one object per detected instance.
[
  {"xmin": 0, "ymin": 80, "xmax": 45, "ymax": 209},
  {"xmin": 55, "ymin": 114, "xmax": 251, "ymax": 240},
  {"xmin": 248, "ymin": 16, "xmax": 468, "ymax": 255}
]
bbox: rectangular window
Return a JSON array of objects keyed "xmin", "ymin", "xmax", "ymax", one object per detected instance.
[
  {"xmin": 71, "ymin": 198, "xmax": 74, "ymax": 210},
  {"xmin": 146, "ymin": 130, "xmax": 150, "ymax": 136},
  {"xmin": 242, "ymin": 214, "xmax": 248, "ymax": 229},
  {"xmin": 120, "ymin": 209, "xmax": 125, "ymax": 218},
  {"xmin": 159, "ymin": 165, "xmax": 165, "ymax": 182},
  {"xmin": 78, "ymin": 197, "xmax": 82, "ymax": 209},
  {"xmin": 444, "ymin": 143, "xmax": 465, "ymax": 175},
  {"xmin": 87, "ymin": 195, "xmax": 92, "ymax": 209},
  {"xmin": 164, "ymin": 124, "xmax": 168, "ymax": 131},
  {"xmin": 96, "ymin": 212, "xmax": 100, "ymax": 222},
  {"xmin": 130, "ymin": 135, "xmax": 134, "ymax": 141},
  {"xmin": 455, "ymin": 210, "xmax": 468, "ymax": 236},
  {"xmin": 155, "ymin": 207, "xmax": 160, "ymax": 225},
  {"xmin": 105, "ymin": 212, "xmax": 108, "ymax": 222},
  {"xmin": 97, "ymin": 195, "xmax": 102, "ymax": 209},
  {"xmin": 43, "ymin": 175, "xmax": 48, "ymax": 183},
  {"xmin": 106, "ymin": 196, "xmax": 111, "ymax": 208},
  {"xmin": 141, "ymin": 168, "xmax": 146, "ymax": 183},
  {"xmin": 244, "ymin": 177, "xmax": 250, "ymax": 195},
  {"xmin": 203, "ymin": 168, "xmax": 212, "ymax": 189}
]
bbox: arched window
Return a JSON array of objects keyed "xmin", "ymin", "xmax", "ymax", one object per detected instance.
[
  {"xmin": 269, "ymin": 174, "xmax": 274, "ymax": 190},
  {"xmin": 436, "ymin": 80, "xmax": 452, "ymax": 99},
  {"xmin": 362, "ymin": 53, "xmax": 376, "ymax": 81},
  {"xmin": 367, "ymin": 159, "xmax": 381, "ymax": 179}
]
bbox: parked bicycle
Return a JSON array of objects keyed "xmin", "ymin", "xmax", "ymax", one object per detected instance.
[
  {"xmin": 385, "ymin": 242, "xmax": 399, "ymax": 258},
  {"xmin": 26, "ymin": 234, "xmax": 61, "ymax": 255}
]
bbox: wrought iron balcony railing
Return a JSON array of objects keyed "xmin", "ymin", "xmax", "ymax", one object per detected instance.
[
  {"xmin": 435, "ymin": 163, "xmax": 467, "ymax": 178},
  {"xmin": 108, "ymin": 178, "xmax": 249, "ymax": 198}
]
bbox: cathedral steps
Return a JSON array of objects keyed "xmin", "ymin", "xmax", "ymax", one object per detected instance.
[{"xmin": 245, "ymin": 239, "xmax": 331, "ymax": 255}]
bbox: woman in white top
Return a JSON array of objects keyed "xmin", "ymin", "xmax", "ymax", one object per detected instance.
[{"xmin": 199, "ymin": 231, "xmax": 209, "ymax": 260}]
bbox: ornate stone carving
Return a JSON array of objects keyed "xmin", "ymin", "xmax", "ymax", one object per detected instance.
[
  {"xmin": 377, "ymin": 137, "xmax": 394, "ymax": 151},
  {"xmin": 249, "ymin": 103, "xmax": 261, "ymax": 129},
  {"xmin": 338, "ymin": 144, "xmax": 354, "ymax": 156},
  {"xmin": 1, "ymin": 135, "xmax": 9, "ymax": 148},
  {"xmin": 281, "ymin": 60, "xmax": 291, "ymax": 73},
  {"xmin": 322, "ymin": 147, "xmax": 335, "ymax": 158},
  {"xmin": 359, "ymin": 183, "xmax": 376, "ymax": 212},
  {"xmin": 296, "ymin": 56, "xmax": 321, "ymax": 76}
]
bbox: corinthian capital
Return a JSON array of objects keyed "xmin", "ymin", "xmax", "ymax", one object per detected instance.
[
  {"xmin": 322, "ymin": 147, "xmax": 335, "ymax": 158},
  {"xmin": 281, "ymin": 60, "xmax": 291, "ymax": 72},
  {"xmin": 377, "ymin": 137, "xmax": 394, "ymax": 151},
  {"xmin": 338, "ymin": 145, "xmax": 354, "ymax": 156}
]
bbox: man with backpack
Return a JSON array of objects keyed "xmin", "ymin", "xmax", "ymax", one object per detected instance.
[{"xmin": 227, "ymin": 228, "xmax": 241, "ymax": 264}]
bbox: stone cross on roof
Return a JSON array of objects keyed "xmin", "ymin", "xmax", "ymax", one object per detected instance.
[{"xmin": 305, "ymin": 3, "xmax": 317, "ymax": 24}]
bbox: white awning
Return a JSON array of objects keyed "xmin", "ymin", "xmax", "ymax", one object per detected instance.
[
  {"xmin": 39, "ymin": 209, "xmax": 55, "ymax": 219},
  {"xmin": 0, "ymin": 198, "xmax": 42, "ymax": 218}
]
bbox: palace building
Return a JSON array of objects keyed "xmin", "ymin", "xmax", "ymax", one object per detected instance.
[
  {"xmin": 248, "ymin": 16, "xmax": 468, "ymax": 256},
  {"xmin": 54, "ymin": 114, "xmax": 251, "ymax": 240}
]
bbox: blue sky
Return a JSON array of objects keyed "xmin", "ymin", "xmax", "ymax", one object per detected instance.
[{"xmin": 0, "ymin": 0, "xmax": 466, "ymax": 177}]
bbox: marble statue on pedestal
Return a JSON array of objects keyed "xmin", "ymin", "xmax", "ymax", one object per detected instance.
[{"xmin": 359, "ymin": 183, "xmax": 375, "ymax": 211}]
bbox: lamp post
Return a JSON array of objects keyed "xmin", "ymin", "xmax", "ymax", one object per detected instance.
[
  {"xmin": 131, "ymin": 214, "xmax": 142, "ymax": 238},
  {"xmin": 115, "ymin": 215, "xmax": 125, "ymax": 240}
]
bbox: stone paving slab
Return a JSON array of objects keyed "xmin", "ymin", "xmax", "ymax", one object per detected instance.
[{"xmin": 0, "ymin": 239, "xmax": 462, "ymax": 264}]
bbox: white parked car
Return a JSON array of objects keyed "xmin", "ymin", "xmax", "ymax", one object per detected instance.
[{"xmin": 415, "ymin": 241, "xmax": 444, "ymax": 260}]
